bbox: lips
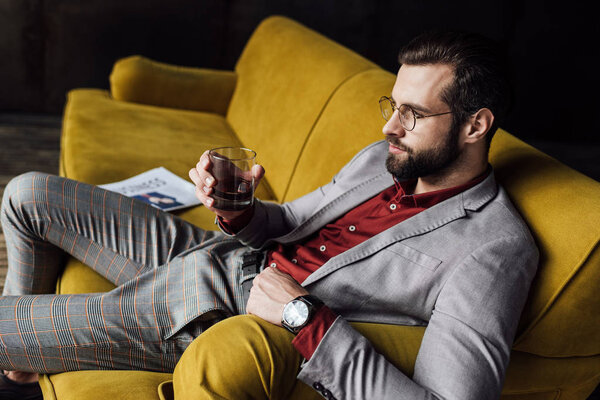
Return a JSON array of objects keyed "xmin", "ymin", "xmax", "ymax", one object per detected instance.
[{"xmin": 387, "ymin": 139, "xmax": 410, "ymax": 154}]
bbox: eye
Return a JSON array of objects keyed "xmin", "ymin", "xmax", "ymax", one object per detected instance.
[{"xmin": 414, "ymin": 112, "xmax": 424, "ymax": 118}]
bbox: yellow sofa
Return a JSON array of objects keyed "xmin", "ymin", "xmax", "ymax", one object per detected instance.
[{"xmin": 40, "ymin": 15, "xmax": 600, "ymax": 400}]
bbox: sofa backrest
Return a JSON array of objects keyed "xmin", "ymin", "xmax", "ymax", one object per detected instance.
[
  {"xmin": 227, "ymin": 16, "xmax": 379, "ymax": 201},
  {"xmin": 283, "ymin": 68, "xmax": 396, "ymax": 201},
  {"xmin": 489, "ymin": 132, "xmax": 600, "ymax": 357}
]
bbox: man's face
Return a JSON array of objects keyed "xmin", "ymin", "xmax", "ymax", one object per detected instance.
[{"xmin": 383, "ymin": 64, "xmax": 461, "ymax": 181}]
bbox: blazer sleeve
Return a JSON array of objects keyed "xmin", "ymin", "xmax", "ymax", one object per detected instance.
[
  {"xmin": 224, "ymin": 141, "xmax": 384, "ymax": 248},
  {"xmin": 296, "ymin": 235, "xmax": 539, "ymax": 400}
]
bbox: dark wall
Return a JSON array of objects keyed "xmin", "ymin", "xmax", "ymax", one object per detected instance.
[{"xmin": 1, "ymin": 0, "xmax": 599, "ymax": 146}]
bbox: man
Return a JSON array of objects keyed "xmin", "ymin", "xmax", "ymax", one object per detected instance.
[{"xmin": 0, "ymin": 31, "xmax": 537, "ymax": 400}]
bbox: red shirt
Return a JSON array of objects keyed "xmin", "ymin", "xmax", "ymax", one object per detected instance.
[{"xmin": 223, "ymin": 171, "xmax": 489, "ymax": 360}]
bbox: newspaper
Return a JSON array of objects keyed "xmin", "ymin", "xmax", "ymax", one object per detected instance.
[{"xmin": 98, "ymin": 167, "xmax": 201, "ymax": 212}]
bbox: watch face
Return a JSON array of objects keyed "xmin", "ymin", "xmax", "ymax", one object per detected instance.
[{"xmin": 283, "ymin": 299, "xmax": 309, "ymax": 328}]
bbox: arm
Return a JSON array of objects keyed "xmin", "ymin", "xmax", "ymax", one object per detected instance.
[
  {"xmin": 296, "ymin": 236, "xmax": 539, "ymax": 399},
  {"xmin": 189, "ymin": 149, "xmax": 334, "ymax": 248},
  {"xmin": 190, "ymin": 141, "xmax": 384, "ymax": 249},
  {"xmin": 109, "ymin": 55, "xmax": 237, "ymax": 115},
  {"xmin": 223, "ymin": 140, "xmax": 387, "ymax": 248}
]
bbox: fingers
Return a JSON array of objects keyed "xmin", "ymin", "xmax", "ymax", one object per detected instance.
[
  {"xmin": 189, "ymin": 150, "xmax": 218, "ymax": 207},
  {"xmin": 188, "ymin": 150, "xmax": 266, "ymax": 223},
  {"xmin": 194, "ymin": 185, "xmax": 215, "ymax": 208},
  {"xmin": 251, "ymin": 164, "xmax": 265, "ymax": 188}
]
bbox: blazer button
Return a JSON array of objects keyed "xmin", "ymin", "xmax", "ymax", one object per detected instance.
[
  {"xmin": 313, "ymin": 382, "xmax": 324, "ymax": 391},
  {"xmin": 322, "ymin": 388, "xmax": 335, "ymax": 399}
]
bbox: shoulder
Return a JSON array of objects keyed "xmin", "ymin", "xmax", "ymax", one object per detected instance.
[{"xmin": 334, "ymin": 140, "xmax": 389, "ymax": 180}]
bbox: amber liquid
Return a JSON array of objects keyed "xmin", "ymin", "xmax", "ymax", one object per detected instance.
[{"xmin": 212, "ymin": 177, "xmax": 253, "ymax": 211}]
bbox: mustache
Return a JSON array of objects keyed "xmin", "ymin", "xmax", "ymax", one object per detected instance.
[{"xmin": 386, "ymin": 137, "xmax": 412, "ymax": 154}]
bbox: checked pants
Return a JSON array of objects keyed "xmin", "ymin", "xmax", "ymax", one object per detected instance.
[{"xmin": 0, "ymin": 171, "xmax": 250, "ymax": 374}]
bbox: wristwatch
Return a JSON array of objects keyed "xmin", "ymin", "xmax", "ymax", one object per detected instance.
[{"xmin": 281, "ymin": 295, "xmax": 324, "ymax": 334}]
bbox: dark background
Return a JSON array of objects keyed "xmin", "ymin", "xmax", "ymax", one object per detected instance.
[{"xmin": 1, "ymin": 0, "xmax": 599, "ymax": 180}]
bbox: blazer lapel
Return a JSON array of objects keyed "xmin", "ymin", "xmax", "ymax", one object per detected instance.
[
  {"xmin": 274, "ymin": 172, "xmax": 394, "ymax": 244},
  {"xmin": 301, "ymin": 172, "xmax": 499, "ymax": 286}
]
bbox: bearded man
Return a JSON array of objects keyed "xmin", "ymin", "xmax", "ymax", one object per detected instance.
[{"xmin": 0, "ymin": 31, "xmax": 537, "ymax": 400}]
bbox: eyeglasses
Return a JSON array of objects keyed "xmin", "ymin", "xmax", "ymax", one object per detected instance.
[{"xmin": 379, "ymin": 96, "xmax": 453, "ymax": 131}]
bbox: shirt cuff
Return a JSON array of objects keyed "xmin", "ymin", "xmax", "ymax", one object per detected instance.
[
  {"xmin": 292, "ymin": 305, "xmax": 338, "ymax": 360},
  {"xmin": 217, "ymin": 206, "xmax": 255, "ymax": 234}
]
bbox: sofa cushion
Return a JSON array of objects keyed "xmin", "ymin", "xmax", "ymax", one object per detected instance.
[
  {"xmin": 39, "ymin": 370, "xmax": 172, "ymax": 400},
  {"xmin": 109, "ymin": 55, "xmax": 237, "ymax": 115},
  {"xmin": 61, "ymin": 88, "xmax": 275, "ymax": 222},
  {"xmin": 62, "ymin": 89, "xmax": 235, "ymax": 185},
  {"xmin": 501, "ymin": 351, "xmax": 600, "ymax": 397},
  {"xmin": 283, "ymin": 68, "xmax": 396, "ymax": 202},
  {"xmin": 227, "ymin": 16, "xmax": 380, "ymax": 201}
]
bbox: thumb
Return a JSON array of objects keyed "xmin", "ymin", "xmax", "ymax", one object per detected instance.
[{"xmin": 252, "ymin": 164, "xmax": 265, "ymax": 188}]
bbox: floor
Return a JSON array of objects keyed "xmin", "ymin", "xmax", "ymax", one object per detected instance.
[
  {"xmin": 0, "ymin": 114, "xmax": 62, "ymax": 293},
  {"xmin": 0, "ymin": 113, "xmax": 599, "ymax": 398}
]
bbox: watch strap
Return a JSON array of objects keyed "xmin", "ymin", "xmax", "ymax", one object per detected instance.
[{"xmin": 299, "ymin": 294, "xmax": 324, "ymax": 309}]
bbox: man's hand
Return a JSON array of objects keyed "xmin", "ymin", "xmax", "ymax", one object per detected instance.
[
  {"xmin": 188, "ymin": 150, "xmax": 265, "ymax": 221},
  {"xmin": 246, "ymin": 266, "xmax": 309, "ymax": 326}
]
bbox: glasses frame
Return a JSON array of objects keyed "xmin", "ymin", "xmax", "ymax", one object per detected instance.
[{"xmin": 379, "ymin": 96, "xmax": 453, "ymax": 131}]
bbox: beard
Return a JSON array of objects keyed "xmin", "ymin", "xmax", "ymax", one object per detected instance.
[{"xmin": 385, "ymin": 124, "xmax": 461, "ymax": 181}]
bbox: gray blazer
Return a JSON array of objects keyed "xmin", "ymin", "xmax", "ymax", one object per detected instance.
[{"xmin": 234, "ymin": 140, "xmax": 539, "ymax": 400}]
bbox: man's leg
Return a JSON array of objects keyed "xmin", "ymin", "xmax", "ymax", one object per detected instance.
[
  {"xmin": 0, "ymin": 245, "xmax": 246, "ymax": 374},
  {"xmin": 172, "ymin": 315, "xmax": 312, "ymax": 400},
  {"xmin": 0, "ymin": 172, "xmax": 227, "ymax": 376},
  {"xmin": 0, "ymin": 171, "xmax": 217, "ymax": 295}
]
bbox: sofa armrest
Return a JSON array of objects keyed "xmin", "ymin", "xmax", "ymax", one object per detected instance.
[{"xmin": 109, "ymin": 55, "xmax": 237, "ymax": 115}]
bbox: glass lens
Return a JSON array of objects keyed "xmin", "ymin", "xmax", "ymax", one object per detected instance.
[
  {"xmin": 398, "ymin": 104, "xmax": 415, "ymax": 131},
  {"xmin": 379, "ymin": 97, "xmax": 394, "ymax": 121}
]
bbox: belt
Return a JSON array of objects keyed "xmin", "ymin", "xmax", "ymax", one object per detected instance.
[{"xmin": 240, "ymin": 250, "xmax": 265, "ymax": 305}]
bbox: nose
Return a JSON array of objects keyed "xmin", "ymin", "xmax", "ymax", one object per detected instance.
[{"xmin": 382, "ymin": 111, "xmax": 406, "ymax": 138}]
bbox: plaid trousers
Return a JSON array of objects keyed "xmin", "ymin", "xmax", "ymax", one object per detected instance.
[{"xmin": 0, "ymin": 172, "xmax": 251, "ymax": 373}]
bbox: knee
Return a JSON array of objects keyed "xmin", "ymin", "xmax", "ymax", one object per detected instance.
[
  {"xmin": 173, "ymin": 315, "xmax": 300, "ymax": 399},
  {"xmin": 2, "ymin": 172, "xmax": 51, "ymax": 210},
  {"xmin": 1, "ymin": 172, "xmax": 53, "ymax": 233}
]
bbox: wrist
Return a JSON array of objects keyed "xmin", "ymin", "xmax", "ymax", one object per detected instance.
[{"xmin": 218, "ymin": 205, "xmax": 255, "ymax": 233}]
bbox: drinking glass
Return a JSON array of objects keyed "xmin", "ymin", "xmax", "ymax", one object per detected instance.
[{"xmin": 208, "ymin": 147, "xmax": 256, "ymax": 211}]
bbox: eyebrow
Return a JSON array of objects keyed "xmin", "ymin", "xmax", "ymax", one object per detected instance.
[{"xmin": 390, "ymin": 94, "xmax": 434, "ymax": 114}]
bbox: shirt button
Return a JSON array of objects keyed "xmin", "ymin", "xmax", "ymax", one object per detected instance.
[
  {"xmin": 390, "ymin": 203, "xmax": 397, "ymax": 211},
  {"xmin": 313, "ymin": 382, "xmax": 324, "ymax": 391},
  {"xmin": 270, "ymin": 262, "xmax": 277, "ymax": 268},
  {"xmin": 348, "ymin": 225, "xmax": 356, "ymax": 232},
  {"xmin": 291, "ymin": 258, "xmax": 298, "ymax": 264},
  {"xmin": 319, "ymin": 245, "xmax": 326, "ymax": 252}
]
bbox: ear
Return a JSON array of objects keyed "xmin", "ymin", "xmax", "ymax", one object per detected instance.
[{"xmin": 463, "ymin": 108, "xmax": 494, "ymax": 144}]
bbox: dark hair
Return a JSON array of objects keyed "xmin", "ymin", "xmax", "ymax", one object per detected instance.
[{"xmin": 398, "ymin": 31, "xmax": 512, "ymax": 146}]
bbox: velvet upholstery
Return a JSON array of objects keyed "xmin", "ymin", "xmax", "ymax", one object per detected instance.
[
  {"xmin": 41, "ymin": 15, "xmax": 600, "ymax": 399},
  {"xmin": 110, "ymin": 55, "xmax": 237, "ymax": 116}
]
